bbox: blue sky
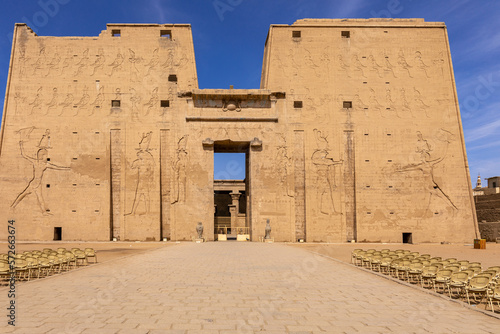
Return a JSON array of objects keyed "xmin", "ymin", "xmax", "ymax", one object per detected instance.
[{"xmin": 1, "ymin": 0, "xmax": 499, "ymax": 184}]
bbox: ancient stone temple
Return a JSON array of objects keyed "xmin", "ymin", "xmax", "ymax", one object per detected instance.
[{"xmin": 0, "ymin": 19, "xmax": 480, "ymax": 242}]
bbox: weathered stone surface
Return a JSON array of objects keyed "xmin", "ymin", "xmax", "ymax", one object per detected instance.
[{"xmin": 0, "ymin": 19, "xmax": 479, "ymax": 242}]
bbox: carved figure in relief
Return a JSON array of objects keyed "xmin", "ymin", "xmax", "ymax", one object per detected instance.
[
  {"xmin": 45, "ymin": 52, "xmax": 61, "ymax": 77},
  {"xmin": 126, "ymin": 132, "xmax": 155, "ymax": 215},
  {"xmin": 312, "ymin": 129, "xmax": 342, "ymax": 215},
  {"xmin": 413, "ymin": 87, "xmax": 431, "ymax": 118},
  {"xmin": 304, "ymin": 50, "xmax": 320, "ymax": 77},
  {"xmin": 397, "ymin": 49, "xmax": 413, "ymax": 78},
  {"xmin": 369, "ymin": 88, "xmax": 383, "ymax": 117},
  {"xmin": 144, "ymin": 87, "xmax": 159, "ymax": 116},
  {"xmin": 74, "ymin": 86, "xmax": 90, "ymax": 115},
  {"xmin": 367, "ymin": 55, "xmax": 383, "ymax": 78},
  {"xmin": 130, "ymin": 88, "xmax": 141, "ymax": 120},
  {"xmin": 59, "ymin": 53, "xmax": 72, "ymax": 76},
  {"xmin": 11, "ymin": 128, "xmax": 70, "ymax": 214},
  {"xmin": 144, "ymin": 48, "xmax": 159, "ymax": 76},
  {"xmin": 161, "ymin": 48, "xmax": 175, "ymax": 69},
  {"xmin": 90, "ymin": 86, "xmax": 104, "ymax": 115},
  {"xmin": 45, "ymin": 88, "xmax": 59, "ymax": 115},
  {"xmin": 351, "ymin": 54, "xmax": 366, "ymax": 78},
  {"xmin": 172, "ymin": 135, "xmax": 188, "ymax": 204},
  {"xmin": 58, "ymin": 92, "xmax": 74, "ymax": 116},
  {"xmin": 433, "ymin": 52, "xmax": 445, "ymax": 77},
  {"xmin": 90, "ymin": 48, "xmax": 106, "ymax": 76},
  {"xmin": 383, "ymin": 56, "xmax": 397, "ymax": 78},
  {"xmin": 400, "ymin": 88, "xmax": 414, "ymax": 117},
  {"xmin": 14, "ymin": 92, "xmax": 22, "ymax": 115},
  {"xmin": 276, "ymin": 134, "xmax": 293, "ymax": 197},
  {"xmin": 385, "ymin": 88, "xmax": 400, "ymax": 118},
  {"xmin": 18, "ymin": 49, "xmax": 29, "ymax": 77},
  {"xmin": 320, "ymin": 47, "xmax": 331, "ymax": 74},
  {"xmin": 176, "ymin": 53, "xmax": 189, "ymax": 68},
  {"xmin": 337, "ymin": 55, "xmax": 350, "ymax": 77},
  {"xmin": 353, "ymin": 94, "xmax": 369, "ymax": 117},
  {"xmin": 414, "ymin": 51, "xmax": 430, "ymax": 78},
  {"xmin": 74, "ymin": 48, "xmax": 90, "ymax": 76},
  {"xmin": 128, "ymin": 48, "xmax": 143, "ymax": 82},
  {"xmin": 397, "ymin": 130, "xmax": 457, "ymax": 212},
  {"xmin": 29, "ymin": 87, "xmax": 43, "ymax": 115},
  {"xmin": 32, "ymin": 47, "xmax": 47, "ymax": 76},
  {"xmin": 108, "ymin": 51, "xmax": 124, "ymax": 76}
]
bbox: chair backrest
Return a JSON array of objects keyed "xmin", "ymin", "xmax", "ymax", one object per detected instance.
[
  {"xmin": 487, "ymin": 266, "xmax": 500, "ymax": 275},
  {"xmin": 479, "ymin": 270, "xmax": 496, "ymax": 279},
  {"xmin": 446, "ymin": 265, "xmax": 460, "ymax": 273},
  {"xmin": 420, "ymin": 254, "xmax": 431, "ymax": 259},
  {"xmin": 470, "ymin": 266, "xmax": 481, "ymax": 274},
  {"xmin": 462, "ymin": 269, "xmax": 475, "ymax": 278},
  {"xmin": 422, "ymin": 265, "xmax": 439, "ymax": 275},
  {"xmin": 450, "ymin": 271, "xmax": 469, "ymax": 283},
  {"xmin": 439, "ymin": 260, "xmax": 450, "ymax": 267},
  {"xmin": 430, "ymin": 257, "xmax": 442, "ymax": 261},
  {"xmin": 436, "ymin": 269, "xmax": 453, "ymax": 279},
  {"xmin": 410, "ymin": 262, "xmax": 424, "ymax": 270},
  {"xmin": 469, "ymin": 275, "xmax": 491, "ymax": 289}
]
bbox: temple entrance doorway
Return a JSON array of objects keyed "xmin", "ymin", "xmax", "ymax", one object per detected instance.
[{"xmin": 213, "ymin": 141, "xmax": 250, "ymax": 241}]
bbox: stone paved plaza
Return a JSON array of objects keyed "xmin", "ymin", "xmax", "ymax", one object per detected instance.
[{"xmin": 2, "ymin": 242, "xmax": 500, "ymax": 333}]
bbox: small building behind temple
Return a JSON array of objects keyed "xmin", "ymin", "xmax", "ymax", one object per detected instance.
[{"xmin": 473, "ymin": 174, "xmax": 500, "ymax": 196}]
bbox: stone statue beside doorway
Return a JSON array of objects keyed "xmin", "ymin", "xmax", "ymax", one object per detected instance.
[
  {"xmin": 264, "ymin": 219, "xmax": 271, "ymax": 239},
  {"xmin": 196, "ymin": 222, "xmax": 204, "ymax": 239}
]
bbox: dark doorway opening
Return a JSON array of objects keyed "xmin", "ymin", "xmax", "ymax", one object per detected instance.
[
  {"xmin": 402, "ymin": 232, "xmax": 412, "ymax": 244},
  {"xmin": 54, "ymin": 227, "xmax": 62, "ymax": 241}
]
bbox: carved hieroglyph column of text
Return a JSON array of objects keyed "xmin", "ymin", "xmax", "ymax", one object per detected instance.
[
  {"xmin": 344, "ymin": 130, "xmax": 357, "ymax": 241},
  {"xmin": 110, "ymin": 129, "xmax": 122, "ymax": 240},
  {"xmin": 160, "ymin": 129, "xmax": 171, "ymax": 240},
  {"xmin": 294, "ymin": 130, "xmax": 306, "ymax": 241}
]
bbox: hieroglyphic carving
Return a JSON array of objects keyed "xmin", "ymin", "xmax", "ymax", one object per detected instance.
[
  {"xmin": 161, "ymin": 48, "xmax": 175, "ymax": 69},
  {"xmin": 59, "ymin": 52, "xmax": 72, "ymax": 76},
  {"xmin": 171, "ymin": 135, "xmax": 188, "ymax": 204},
  {"xmin": 383, "ymin": 56, "xmax": 397, "ymax": 78},
  {"xmin": 144, "ymin": 87, "xmax": 159, "ymax": 116},
  {"xmin": 400, "ymin": 88, "xmax": 413, "ymax": 117},
  {"xmin": 144, "ymin": 48, "xmax": 159, "ymax": 77},
  {"xmin": 90, "ymin": 48, "xmax": 105, "ymax": 76},
  {"xmin": 45, "ymin": 52, "xmax": 60, "ymax": 77},
  {"xmin": 414, "ymin": 51, "xmax": 430, "ymax": 78},
  {"xmin": 45, "ymin": 88, "xmax": 59, "ymax": 115},
  {"xmin": 304, "ymin": 49, "xmax": 320, "ymax": 77},
  {"xmin": 18, "ymin": 49, "xmax": 29, "ymax": 77},
  {"xmin": 11, "ymin": 128, "xmax": 70, "ymax": 214},
  {"xmin": 74, "ymin": 48, "xmax": 89, "ymax": 76},
  {"xmin": 397, "ymin": 130, "xmax": 458, "ymax": 213},
  {"xmin": 74, "ymin": 86, "xmax": 90, "ymax": 115},
  {"xmin": 126, "ymin": 132, "xmax": 155, "ymax": 215},
  {"xmin": 344, "ymin": 130, "xmax": 356, "ymax": 241},
  {"xmin": 294, "ymin": 130, "xmax": 306, "ymax": 240},
  {"xmin": 338, "ymin": 55, "xmax": 350, "ymax": 77},
  {"xmin": 128, "ymin": 48, "xmax": 143, "ymax": 82},
  {"xmin": 110, "ymin": 129, "xmax": 122, "ymax": 240},
  {"xmin": 385, "ymin": 88, "xmax": 399, "ymax": 118},
  {"xmin": 29, "ymin": 87, "xmax": 43, "ymax": 115},
  {"xmin": 397, "ymin": 49, "xmax": 413, "ymax": 78},
  {"xmin": 14, "ymin": 92, "xmax": 22, "ymax": 115},
  {"xmin": 108, "ymin": 51, "xmax": 124, "ymax": 76},
  {"xmin": 90, "ymin": 86, "xmax": 104, "ymax": 115},
  {"xmin": 367, "ymin": 54, "xmax": 383, "ymax": 78},
  {"xmin": 276, "ymin": 133, "xmax": 293, "ymax": 197},
  {"xmin": 413, "ymin": 87, "xmax": 430, "ymax": 118},
  {"xmin": 58, "ymin": 90, "xmax": 74, "ymax": 116},
  {"xmin": 351, "ymin": 54, "xmax": 366, "ymax": 77},
  {"xmin": 130, "ymin": 88, "xmax": 141, "ymax": 120},
  {"xmin": 312, "ymin": 129, "xmax": 342, "ymax": 215},
  {"xmin": 353, "ymin": 94, "xmax": 369, "ymax": 117},
  {"xmin": 368, "ymin": 88, "xmax": 383, "ymax": 117},
  {"xmin": 433, "ymin": 52, "xmax": 445, "ymax": 77},
  {"xmin": 32, "ymin": 47, "xmax": 46, "ymax": 76},
  {"xmin": 160, "ymin": 129, "xmax": 171, "ymax": 239}
]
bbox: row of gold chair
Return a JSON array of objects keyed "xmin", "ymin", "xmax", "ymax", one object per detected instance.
[
  {"xmin": 0, "ymin": 247, "xmax": 97, "ymax": 283},
  {"xmin": 352, "ymin": 248, "xmax": 500, "ymax": 313}
]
